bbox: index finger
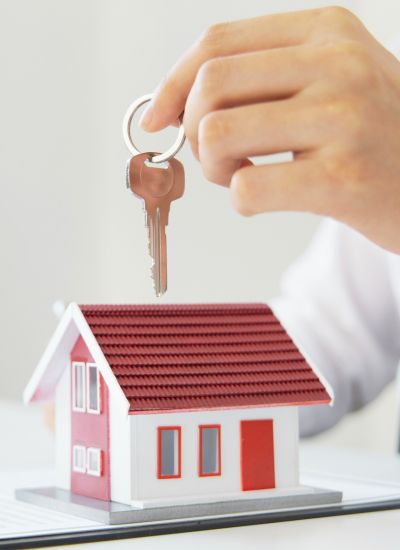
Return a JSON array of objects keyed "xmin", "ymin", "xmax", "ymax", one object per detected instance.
[{"xmin": 139, "ymin": 8, "xmax": 327, "ymax": 132}]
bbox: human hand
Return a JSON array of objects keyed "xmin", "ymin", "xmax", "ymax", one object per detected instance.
[{"xmin": 139, "ymin": 7, "xmax": 400, "ymax": 253}]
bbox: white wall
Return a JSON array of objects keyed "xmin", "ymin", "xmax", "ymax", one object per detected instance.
[
  {"xmin": 109, "ymin": 386, "xmax": 131, "ymax": 504},
  {"xmin": 54, "ymin": 364, "xmax": 70, "ymax": 490},
  {"xmin": 130, "ymin": 406, "xmax": 298, "ymax": 505}
]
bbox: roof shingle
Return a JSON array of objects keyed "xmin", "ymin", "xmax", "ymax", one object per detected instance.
[{"xmin": 79, "ymin": 303, "xmax": 330, "ymax": 412}]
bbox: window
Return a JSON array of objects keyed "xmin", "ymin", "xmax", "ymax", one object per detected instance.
[
  {"xmin": 72, "ymin": 445, "xmax": 86, "ymax": 473},
  {"xmin": 72, "ymin": 446, "xmax": 103, "ymax": 476},
  {"xmin": 87, "ymin": 447, "xmax": 102, "ymax": 476},
  {"xmin": 86, "ymin": 363, "xmax": 101, "ymax": 414},
  {"xmin": 72, "ymin": 361, "xmax": 101, "ymax": 413},
  {"xmin": 157, "ymin": 427, "xmax": 181, "ymax": 479},
  {"xmin": 199, "ymin": 425, "xmax": 221, "ymax": 476},
  {"xmin": 72, "ymin": 362, "xmax": 86, "ymax": 411}
]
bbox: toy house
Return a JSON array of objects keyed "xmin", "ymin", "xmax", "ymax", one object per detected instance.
[{"xmin": 21, "ymin": 303, "xmax": 339, "ymax": 520}]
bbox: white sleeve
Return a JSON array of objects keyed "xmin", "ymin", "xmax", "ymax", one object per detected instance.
[{"xmin": 271, "ymin": 219, "xmax": 400, "ymax": 436}]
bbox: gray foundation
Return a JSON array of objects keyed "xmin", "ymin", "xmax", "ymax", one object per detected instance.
[{"xmin": 15, "ymin": 486, "xmax": 342, "ymax": 525}]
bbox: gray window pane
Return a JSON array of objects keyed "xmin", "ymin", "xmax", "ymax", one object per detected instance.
[
  {"xmin": 74, "ymin": 364, "xmax": 85, "ymax": 409},
  {"xmin": 161, "ymin": 429, "xmax": 178, "ymax": 476},
  {"xmin": 201, "ymin": 427, "xmax": 219, "ymax": 474},
  {"xmin": 88, "ymin": 365, "xmax": 98, "ymax": 411},
  {"xmin": 88, "ymin": 448, "xmax": 101, "ymax": 475}
]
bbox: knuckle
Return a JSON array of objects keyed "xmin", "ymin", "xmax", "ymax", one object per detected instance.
[
  {"xmin": 195, "ymin": 57, "xmax": 227, "ymax": 100},
  {"xmin": 321, "ymin": 149, "xmax": 365, "ymax": 192},
  {"xmin": 321, "ymin": 153, "xmax": 347, "ymax": 187},
  {"xmin": 325, "ymin": 95, "xmax": 368, "ymax": 142},
  {"xmin": 312, "ymin": 6, "xmax": 362, "ymax": 42},
  {"xmin": 336, "ymin": 41, "xmax": 377, "ymax": 86},
  {"xmin": 198, "ymin": 111, "xmax": 228, "ymax": 151},
  {"xmin": 231, "ymin": 169, "xmax": 256, "ymax": 216},
  {"xmin": 319, "ymin": 5, "xmax": 356, "ymax": 26},
  {"xmin": 331, "ymin": 39, "xmax": 362, "ymax": 59},
  {"xmin": 197, "ymin": 21, "xmax": 230, "ymax": 54},
  {"xmin": 343, "ymin": 99, "xmax": 369, "ymax": 142}
]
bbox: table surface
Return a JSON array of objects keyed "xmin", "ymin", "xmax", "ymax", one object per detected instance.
[{"xmin": 1, "ymin": 400, "xmax": 400, "ymax": 550}]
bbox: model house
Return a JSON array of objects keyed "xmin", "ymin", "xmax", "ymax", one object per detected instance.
[{"xmin": 23, "ymin": 303, "xmax": 332, "ymax": 508}]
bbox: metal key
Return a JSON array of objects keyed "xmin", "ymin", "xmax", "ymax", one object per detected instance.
[
  {"xmin": 126, "ymin": 153, "xmax": 185, "ymax": 296},
  {"xmin": 123, "ymin": 93, "xmax": 186, "ymax": 296}
]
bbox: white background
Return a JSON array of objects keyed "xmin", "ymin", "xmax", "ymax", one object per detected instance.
[{"xmin": 1, "ymin": 0, "xmax": 400, "ymax": 450}]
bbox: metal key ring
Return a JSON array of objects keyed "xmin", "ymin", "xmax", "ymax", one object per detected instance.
[{"xmin": 123, "ymin": 93, "xmax": 186, "ymax": 164}]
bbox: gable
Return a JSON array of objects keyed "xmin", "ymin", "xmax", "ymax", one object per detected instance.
[{"xmin": 23, "ymin": 303, "xmax": 129, "ymax": 415}]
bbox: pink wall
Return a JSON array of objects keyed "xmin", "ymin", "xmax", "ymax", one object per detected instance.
[{"xmin": 70, "ymin": 336, "xmax": 110, "ymax": 501}]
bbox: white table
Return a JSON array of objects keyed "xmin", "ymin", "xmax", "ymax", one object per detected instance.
[
  {"xmin": 1, "ymin": 400, "xmax": 400, "ymax": 550},
  {"xmin": 58, "ymin": 511, "xmax": 400, "ymax": 550}
]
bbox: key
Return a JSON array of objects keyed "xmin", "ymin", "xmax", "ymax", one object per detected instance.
[{"xmin": 126, "ymin": 152, "xmax": 185, "ymax": 296}]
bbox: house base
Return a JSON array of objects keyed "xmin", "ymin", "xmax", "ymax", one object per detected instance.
[
  {"xmin": 129, "ymin": 484, "xmax": 327, "ymax": 509},
  {"xmin": 15, "ymin": 485, "xmax": 342, "ymax": 525}
]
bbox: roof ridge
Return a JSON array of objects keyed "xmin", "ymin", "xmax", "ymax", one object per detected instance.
[
  {"xmin": 80, "ymin": 305, "xmax": 273, "ymax": 319},
  {"xmin": 80, "ymin": 302, "xmax": 268, "ymax": 310}
]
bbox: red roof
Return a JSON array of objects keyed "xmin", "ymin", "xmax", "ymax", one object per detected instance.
[{"xmin": 79, "ymin": 303, "xmax": 331, "ymax": 413}]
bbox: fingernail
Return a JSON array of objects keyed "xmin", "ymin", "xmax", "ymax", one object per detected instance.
[{"xmin": 138, "ymin": 105, "xmax": 154, "ymax": 130}]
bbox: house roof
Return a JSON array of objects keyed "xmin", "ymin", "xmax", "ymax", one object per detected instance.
[{"xmin": 79, "ymin": 303, "xmax": 331, "ymax": 413}]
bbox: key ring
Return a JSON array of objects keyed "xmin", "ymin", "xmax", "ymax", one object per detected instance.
[{"xmin": 123, "ymin": 93, "xmax": 186, "ymax": 164}]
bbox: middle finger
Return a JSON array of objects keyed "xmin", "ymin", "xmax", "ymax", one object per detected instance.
[{"xmin": 185, "ymin": 44, "xmax": 328, "ymax": 157}]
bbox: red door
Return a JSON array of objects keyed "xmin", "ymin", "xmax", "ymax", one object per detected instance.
[{"xmin": 240, "ymin": 419, "xmax": 275, "ymax": 491}]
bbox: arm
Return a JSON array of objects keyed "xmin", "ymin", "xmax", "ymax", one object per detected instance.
[{"xmin": 272, "ymin": 219, "xmax": 400, "ymax": 436}]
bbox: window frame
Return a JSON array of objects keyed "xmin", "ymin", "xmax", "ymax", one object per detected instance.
[
  {"xmin": 86, "ymin": 363, "xmax": 101, "ymax": 414},
  {"xmin": 72, "ymin": 362, "xmax": 86, "ymax": 412},
  {"xmin": 198, "ymin": 424, "xmax": 221, "ymax": 477},
  {"xmin": 157, "ymin": 426, "xmax": 182, "ymax": 479},
  {"xmin": 72, "ymin": 445, "xmax": 86, "ymax": 473},
  {"xmin": 86, "ymin": 447, "xmax": 103, "ymax": 477}
]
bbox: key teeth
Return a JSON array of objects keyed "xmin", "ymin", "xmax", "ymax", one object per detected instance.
[
  {"xmin": 146, "ymin": 242, "xmax": 164, "ymax": 298},
  {"xmin": 147, "ymin": 236, "xmax": 153, "ymax": 259},
  {"xmin": 151, "ymin": 266, "xmax": 165, "ymax": 297},
  {"xmin": 148, "ymin": 263, "xmax": 164, "ymax": 298}
]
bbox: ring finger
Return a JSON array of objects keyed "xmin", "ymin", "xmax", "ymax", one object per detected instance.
[{"xmin": 198, "ymin": 97, "xmax": 325, "ymax": 185}]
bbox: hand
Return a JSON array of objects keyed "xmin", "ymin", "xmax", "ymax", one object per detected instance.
[{"xmin": 139, "ymin": 7, "xmax": 400, "ymax": 253}]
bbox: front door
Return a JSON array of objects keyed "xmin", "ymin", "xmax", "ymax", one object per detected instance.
[{"xmin": 240, "ymin": 419, "xmax": 275, "ymax": 491}]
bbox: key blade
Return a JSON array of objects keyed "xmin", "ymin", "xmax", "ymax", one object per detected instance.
[
  {"xmin": 127, "ymin": 153, "xmax": 184, "ymax": 297},
  {"xmin": 152, "ymin": 207, "xmax": 167, "ymax": 297},
  {"xmin": 147, "ymin": 215, "xmax": 154, "ymax": 259}
]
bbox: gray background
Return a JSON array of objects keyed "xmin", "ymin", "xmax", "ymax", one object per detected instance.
[{"xmin": 1, "ymin": 0, "xmax": 399, "ymax": 450}]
